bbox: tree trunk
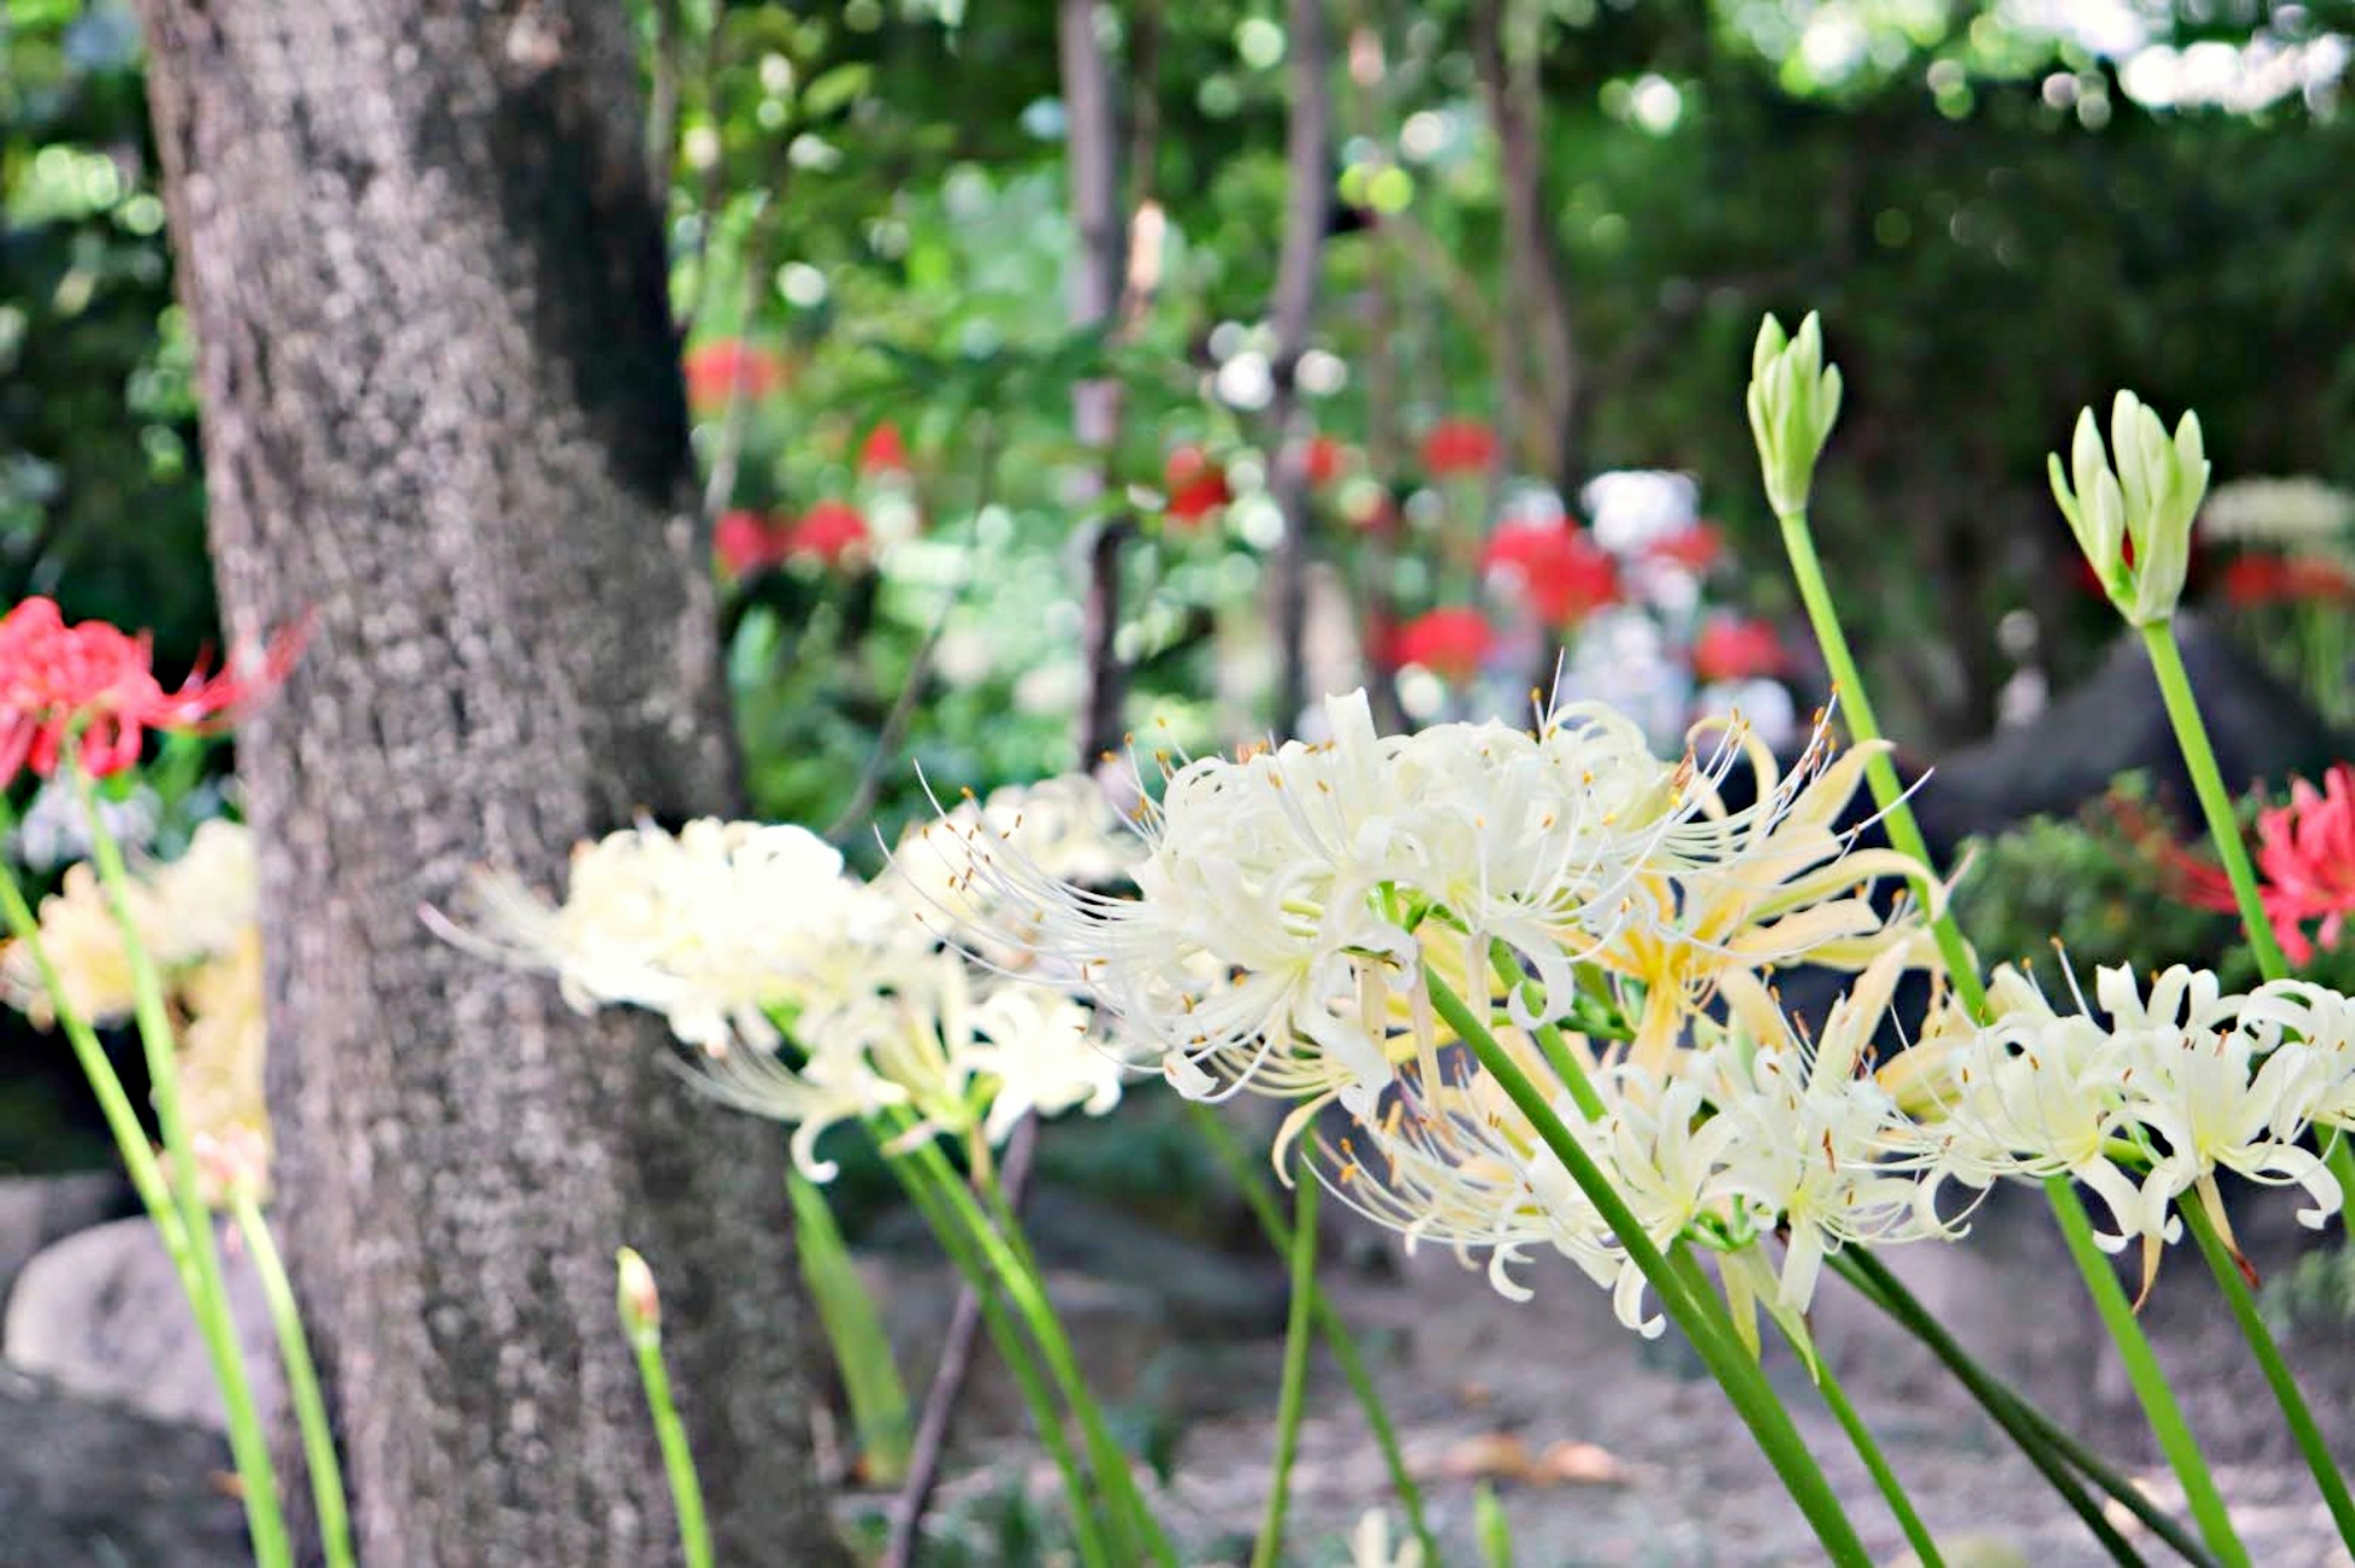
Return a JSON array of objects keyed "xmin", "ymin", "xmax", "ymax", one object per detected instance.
[{"xmin": 134, "ymin": 4, "xmax": 843, "ymax": 1563}]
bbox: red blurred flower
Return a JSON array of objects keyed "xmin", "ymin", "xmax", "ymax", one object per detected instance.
[
  {"xmin": 1163, "ymin": 446, "xmax": 1231, "ymax": 526},
  {"xmin": 0, "ymin": 598, "xmax": 301, "ymax": 785},
  {"xmin": 2144, "ymin": 764, "xmax": 2355, "ymax": 967},
  {"xmin": 1647, "ymin": 524, "xmax": 1724, "ymax": 575},
  {"xmin": 787, "ymin": 501, "xmax": 870, "ymax": 566},
  {"xmin": 1420, "ymin": 419, "xmax": 1497, "ymax": 478},
  {"xmin": 1481, "ymin": 522, "xmax": 1620, "ymax": 627},
  {"xmin": 1390, "ymin": 607, "xmax": 1495, "ymax": 682},
  {"xmin": 1304, "ymin": 435, "xmax": 1345, "ymax": 486},
  {"xmin": 859, "ymin": 421, "xmax": 911, "ymax": 477},
  {"xmin": 683, "ymin": 339, "xmax": 785, "ymax": 411},
  {"xmin": 714, "ymin": 508, "xmax": 793, "ymax": 576},
  {"xmin": 1691, "ymin": 616, "xmax": 1786, "ymax": 684},
  {"xmin": 2221, "ymin": 554, "xmax": 2355, "ymax": 606}
]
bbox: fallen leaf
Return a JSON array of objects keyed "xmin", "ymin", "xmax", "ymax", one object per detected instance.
[{"xmin": 1536, "ymin": 1440, "xmax": 1626, "ymax": 1486}]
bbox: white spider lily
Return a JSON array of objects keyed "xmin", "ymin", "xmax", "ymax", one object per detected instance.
[{"xmin": 955, "ymin": 982, "xmax": 1128, "ymax": 1143}]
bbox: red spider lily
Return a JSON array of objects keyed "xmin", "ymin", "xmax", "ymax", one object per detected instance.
[
  {"xmin": 1420, "ymin": 419, "xmax": 1497, "ymax": 478},
  {"xmin": 1304, "ymin": 435, "xmax": 1346, "ymax": 486},
  {"xmin": 1691, "ymin": 616, "xmax": 1786, "ymax": 684},
  {"xmin": 2139, "ymin": 765, "xmax": 2355, "ymax": 967},
  {"xmin": 787, "ymin": 501, "xmax": 870, "ymax": 567},
  {"xmin": 682, "ymin": 339, "xmax": 786, "ymax": 411},
  {"xmin": 1163, "ymin": 446, "xmax": 1231, "ymax": 527},
  {"xmin": 714, "ymin": 509, "xmax": 794, "ymax": 576},
  {"xmin": 2221, "ymin": 554, "xmax": 2355, "ymax": 606},
  {"xmin": 1481, "ymin": 521, "xmax": 1619, "ymax": 627},
  {"xmin": 1, "ymin": 597, "xmax": 302, "ymax": 786},
  {"xmin": 859, "ymin": 421, "xmax": 911, "ymax": 477},
  {"xmin": 1390, "ymin": 607, "xmax": 1495, "ymax": 681},
  {"xmin": 1647, "ymin": 524, "xmax": 1724, "ymax": 575}
]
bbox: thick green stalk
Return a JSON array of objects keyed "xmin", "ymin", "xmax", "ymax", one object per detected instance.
[
  {"xmin": 1426, "ymin": 969, "xmax": 1873, "ymax": 1567},
  {"xmin": 2181, "ymin": 1202, "xmax": 2355, "ymax": 1546},
  {"xmin": 1251, "ymin": 1160, "xmax": 1319, "ymax": 1568},
  {"xmin": 1186, "ymin": 1105, "xmax": 1438, "ymax": 1563},
  {"xmin": 1834, "ymin": 1250, "xmax": 2197, "ymax": 1568},
  {"xmin": 903, "ymin": 1136, "xmax": 1178, "ymax": 1567},
  {"xmin": 2140, "ymin": 623, "xmax": 2355, "ymax": 1207},
  {"xmin": 890, "ymin": 1150, "xmax": 1112, "ymax": 1568},
  {"xmin": 1775, "ymin": 504, "xmax": 2246, "ymax": 1567},
  {"xmin": 76, "ymin": 792, "xmax": 290, "ymax": 1568},
  {"xmin": 233, "ymin": 1194, "xmax": 353, "ymax": 1568}
]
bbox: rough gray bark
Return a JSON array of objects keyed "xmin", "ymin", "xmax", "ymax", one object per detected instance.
[{"xmin": 132, "ymin": 4, "xmax": 843, "ymax": 1564}]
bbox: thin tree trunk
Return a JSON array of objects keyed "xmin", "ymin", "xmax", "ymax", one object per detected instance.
[
  {"xmin": 1471, "ymin": 0, "xmax": 1577, "ymax": 490},
  {"xmin": 1267, "ymin": 0, "xmax": 1334, "ymax": 738},
  {"xmin": 134, "ymin": 4, "xmax": 843, "ymax": 1563}
]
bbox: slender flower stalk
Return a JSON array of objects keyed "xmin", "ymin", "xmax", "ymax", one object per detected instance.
[
  {"xmin": 887, "ymin": 1140, "xmax": 1113, "ymax": 1568},
  {"xmin": 1834, "ymin": 1250, "xmax": 2204, "ymax": 1567},
  {"xmin": 74, "ymin": 781, "xmax": 291, "ymax": 1568},
  {"xmin": 2181, "ymin": 1200, "xmax": 2355, "ymax": 1542},
  {"xmin": 1750, "ymin": 318, "xmax": 2247, "ymax": 1568},
  {"xmin": 233, "ymin": 1186, "xmax": 353, "ymax": 1568},
  {"xmin": 1815, "ymin": 1362, "xmax": 1943, "ymax": 1568},
  {"xmin": 902, "ymin": 1134, "xmax": 1178, "ymax": 1568},
  {"xmin": 1667, "ymin": 1245, "xmax": 1943, "ymax": 1568},
  {"xmin": 2142, "ymin": 621, "xmax": 2355, "ymax": 1221},
  {"xmin": 1188, "ymin": 1103, "xmax": 1438, "ymax": 1563},
  {"xmin": 1252, "ymin": 1160, "xmax": 1319, "ymax": 1568},
  {"xmin": 1426, "ymin": 969, "xmax": 1874, "ymax": 1567},
  {"xmin": 616, "ymin": 1250, "xmax": 712, "ymax": 1568}
]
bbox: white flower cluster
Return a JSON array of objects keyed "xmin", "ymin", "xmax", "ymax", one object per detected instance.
[
  {"xmin": 1901, "ymin": 963, "xmax": 2355, "ymax": 1295},
  {"xmin": 451, "ymin": 784, "xmax": 1143, "ymax": 1180},
  {"xmin": 955, "ymin": 688, "xmax": 1951, "ymax": 1336}
]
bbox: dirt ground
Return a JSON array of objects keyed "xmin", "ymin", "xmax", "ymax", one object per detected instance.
[{"xmin": 916, "ymin": 1181, "xmax": 2355, "ymax": 1566}]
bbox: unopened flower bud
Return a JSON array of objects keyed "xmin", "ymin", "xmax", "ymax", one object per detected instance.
[
  {"xmin": 1746, "ymin": 312, "xmax": 1844, "ymax": 518},
  {"xmin": 616, "ymin": 1247, "xmax": 661, "ymax": 1336},
  {"xmin": 2047, "ymin": 390, "xmax": 2208, "ymax": 626}
]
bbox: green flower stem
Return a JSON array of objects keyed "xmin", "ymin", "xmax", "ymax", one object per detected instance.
[
  {"xmin": 2045, "ymin": 1174, "xmax": 2249, "ymax": 1566},
  {"xmin": 1251, "ymin": 1157, "xmax": 1319, "ymax": 1568},
  {"xmin": 1775, "ymin": 503, "xmax": 2248, "ymax": 1568},
  {"xmin": 888, "ymin": 1144, "xmax": 1113, "ymax": 1568},
  {"xmin": 618, "ymin": 1286, "xmax": 711, "ymax": 1568},
  {"xmin": 1834, "ymin": 1250, "xmax": 2198, "ymax": 1568},
  {"xmin": 1186, "ymin": 1105, "xmax": 1438, "ymax": 1564},
  {"xmin": 0, "ymin": 866, "xmax": 182, "ymax": 1245},
  {"xmin": 1774, "ymin": 507, "xmax": 1984, "ymax": 1009},
  {"xmin": 2140, "ymin": 622, "xmax": 2355, "ymax": 1205},
  {"xmin": 232, "ymin": 1193, "xmax": 353, "ymax": 1568},
  {"xmin": 1426, "ymin": 968, "xmax": 1874, "ymax": 1567},
  {"xmin": 2181, "ymin": 1201, "xmax": 2355, "ymax": 1547},
  {"xmin": 1665, "ymin": 1246, "xmax": 1948, "ymax": 1568},
  {"xmin": 2139, "ymin": 624, "xmax": 2290, "ymax": 980},
  {"xmin": 902, "ymin": 1135, "xmax": 1178, "ymax": 1568},
  {"xmin": 74, "ymin": 786, "xmax": 291, "ymax": 1568},
  {"xmin": 1814, "ymin": 1357, "xmax": 1943, "ymax": 1567}
]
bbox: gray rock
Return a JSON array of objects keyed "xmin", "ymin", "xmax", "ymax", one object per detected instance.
[
  {"xmin": 0, "ymin": 1364, "xmax": 249, "ymax": 1568},
  {"xmin": 0, "ymin": 1171, "xmax": 135, "ymax": 1313},
  {"xmin": 4, "ymin": 1215, "xmax": 279, "ymax": 1432}
]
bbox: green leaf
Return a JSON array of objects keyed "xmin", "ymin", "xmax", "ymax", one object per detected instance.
[
  {"xmin": 798, "ymin": 63, "xmax": 873, "ymax": 120},
  {"xmin": 789, "ymin": 1171, "xmax": 913, "ymax": 1485}
]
